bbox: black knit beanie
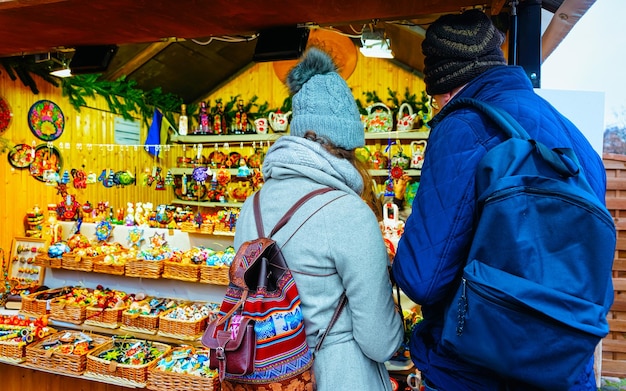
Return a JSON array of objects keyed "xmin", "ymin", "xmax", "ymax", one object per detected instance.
[{"xmin": 422, "ymin": 9, "xmax": 507, "ymax": 95}]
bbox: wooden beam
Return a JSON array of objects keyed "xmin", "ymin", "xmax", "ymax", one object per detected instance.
[
  {"xmin": 0, "ymin": 0, "xmax": 67, "ymax": 11},
  {"xmin": 106, "ymin": 41, "xmax": 171, "ymax": 81},
  {"xmin": 490, "ymin": 0, "xmax": 508, "ymax": 15}
]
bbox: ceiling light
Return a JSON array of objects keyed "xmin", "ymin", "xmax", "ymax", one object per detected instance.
[
  {"xmin": 50, "ymin": 67, "xmax": 72, "ymax": 78},
  {"xmin": 44, "ymin": 52, "xmax": 73, "ymax": 78},
  {"xmin": 360, "ymin": 30, "xmax": 393, "ymax": 58}
]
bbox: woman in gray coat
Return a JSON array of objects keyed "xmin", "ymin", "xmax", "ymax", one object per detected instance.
[{"xmin": 234, "ymin": 47, "xmax": 404, "ymax": 390}]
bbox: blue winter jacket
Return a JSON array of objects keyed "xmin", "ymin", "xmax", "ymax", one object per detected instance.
[{"xmin": 392, "ymin": 65, "xmax": 607, "ymax": 391}]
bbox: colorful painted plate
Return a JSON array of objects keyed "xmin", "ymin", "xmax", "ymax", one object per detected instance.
[
  {"xmin": 0, "ymin": 96, "xmax": 12, "ymax": 135},
  {"xmin": 7, "ymin": 143, "xmax": 34, "ymax": 169},
  {"xmin": 29, "ymin": 144, "xmax": 63, "ymax": 182},
  {"xmin": 28, "ymin": 100, "xmax": 65, "ymax": 141}
]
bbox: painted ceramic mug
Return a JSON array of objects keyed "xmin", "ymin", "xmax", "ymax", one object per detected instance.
[{"xmin": 254, "ymin": 118, "xmax": 268, "ymax": 134}]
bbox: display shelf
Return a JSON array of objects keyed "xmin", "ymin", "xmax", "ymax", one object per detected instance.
[
  {"xmin": 170, "ymin": 130, "xmax": 429, "ymax": 143},
  {"xmin": 169, "ymin": 167, "xmax": 249, "ymax": 176},
  {"xmin": 370, "ymin": 169, "xmax": 421, "ymax": 177},
  {"xmin": 365, "ymin": 130, "xmax": 429, "ymax": 140},
  {"xmin": 48, "ymin": 317, "xmax": 203, "ymax": 348},
  {"xmin": 0, "ymin": 360, "xmax": 143, "ymax": 388},
  {"xmin": 170, "ymin": 199, "xmax": 242, "ymax": 208},
  {"xmin": 182, "ymin": 229, "xmax": 235, "ymax": 237},
  {"xmin": 170, "ymin": 133, "xmax": 282, "ymax": 144}
]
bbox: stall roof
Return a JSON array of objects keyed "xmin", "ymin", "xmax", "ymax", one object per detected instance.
[{"xmin": 0, "ymin": 0, "xmax": 595, "ymax": 102}]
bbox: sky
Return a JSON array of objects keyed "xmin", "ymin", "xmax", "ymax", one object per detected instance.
[{"xmin": 541, "ymin": 0, "xmax": 626, "ymax": 129}]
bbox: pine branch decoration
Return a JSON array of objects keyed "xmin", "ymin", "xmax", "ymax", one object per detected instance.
[{"xmin": 61, "ymin": 74, "xmax": 184, "ymax": 126}]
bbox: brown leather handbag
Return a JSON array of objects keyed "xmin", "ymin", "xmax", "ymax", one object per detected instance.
[{"xmin": 202, "ymin": 309, "xmax": 256, "ymax": 381}]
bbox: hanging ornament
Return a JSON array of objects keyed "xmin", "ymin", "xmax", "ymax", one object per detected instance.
[
  {"xmin": 181, "ymin": 173, "xmax": 188, "ymax": 195},
  {"xmin": 192, "ymin": 166, "xmax": 210, "ymax": 183},
  {"xmin": 141, "ymin": 167, "xmax": 152, "ymax": 186},
  {"xmin": 98, "ymin": 168, "xmax": 107, "ymax": 182},
  {"xmin": 86, "ymin": 171, "xmax": 97, "ymax": 184},
  {"xmin": 216, "ymin": 167, "xmax": 231, "ymax": 186},
  {"xmin": 104, "ymin": 169, "xmax": 115, "ymax": 188},
  {"xmin": 194, "ymin": 212, "xmax": 204, "ymax": 228},
  {"xmin": 117, "ymin": 170, "xmax": 135, "ymax": 187},
  {"xmin": 165, "ymin": 170, "xmax": 174, "ymax": 186},
  {"xmin": 71, "ymin": 168, "xmax": 87, "ymax": 189},
  {"xmin": 153, "ymin": 167, "xmax": 165, "ymax": 190},
  {"xmin": 60, "ymin": 170, "xmax": 70, "ymax": 184}
]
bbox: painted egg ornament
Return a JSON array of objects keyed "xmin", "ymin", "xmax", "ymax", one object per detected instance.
[
  {"xmin": 48, "ymin": 242, "xmax": 70, "ymax": 258},
  {"xmin": 67, "ymin": 233, "xmax": 91, "ymax": 249},
  {"xmin": 206, "ymin": 253, "xmax": 221, "ymax": 266}
]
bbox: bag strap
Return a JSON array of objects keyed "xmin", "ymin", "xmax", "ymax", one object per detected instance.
[
  {"xmin": 441, "ymin": 97, "xmax": 581, "ymax": 179},
  {"xmin": 315, "ymin": 291, "xmax": 348, "ymax": 353},
  {"xmin": 253, "ymin": 187, "xmax": 334, "ymax": 238},
  {"xmin": 253, "ymin": 187, "xmax": 347, "ymax": 277}
]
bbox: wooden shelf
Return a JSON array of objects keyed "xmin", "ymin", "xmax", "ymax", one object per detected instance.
[
  {"xmin": 0, "ymin": 360, "xmax": 144, "ymax": 389},
  {"xmin": 370, "ymin": 169, "xmax": 421, "ymax": 177},
  {"xmin": 365, "ymin": 130, "xmax": 429, "ymax": 140},
  {"xmin": 170, "ymin": 133, "xmax": 282, "ymax": 144},
  {"xmin": 48, "ymin": 318, "xmax": 203, "ymax": 348},
  {"xmin": 170, "ymin": 130, "xmax": 429, "ymax": 144},
  {"xmin": 170, "ymin": 199, "xmax": 242, "ymax": 208}
]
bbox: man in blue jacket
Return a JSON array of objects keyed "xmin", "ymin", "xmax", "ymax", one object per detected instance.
[{"xmin": 392, "ymin": 9, "xmax": 607, "ymax": 391}]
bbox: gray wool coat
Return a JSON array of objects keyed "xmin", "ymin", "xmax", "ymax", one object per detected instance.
[{"xmin": 234, "ymin": 136, "xmax": 404, "ymax": 391}]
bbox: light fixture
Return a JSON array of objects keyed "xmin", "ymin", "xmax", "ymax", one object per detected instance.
[
  {"xmin": 46, "ymin": 53, "xmax": 73, "ymax": 78},
  {"xmin": 360, "ymin": 29, "xmax": 394, "ymax": 59},
  {"xmin": 50, "ymin": 66, "xmax": 72, "ymax": 78}
]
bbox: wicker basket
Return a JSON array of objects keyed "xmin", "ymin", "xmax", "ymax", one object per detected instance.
[
  {"xmin": 49, "ymin": 299, "xmax": 89, "ymax": 324},
  {"xmin": 120, "ymin": 310, "xmax": 160, "ymax": 335},
  {"xmin": 21, "ymin": 287, "xmax": 72, "ymax": 317},
  {"xmin": 61, "ymin": 253, "xmax": 94, "ymax": 272},
  {"xmin": 199, "ymin": 265, "xmax": 230, "ymax": 285},
  {"xmin": 147, "ymin": 368, "xmax": 220, "ymax": 391},
  {"xmin": 92, "ymin": 260, "xmax": 125, "ymax": 275},
  {"xmin": 147, "ymin": 348, "xmax": 219, "ymax": 391},
  {"xmin": 0, "ymin": 340, "xmax": 26, "ymax": 362},
  {"xmin": 162, "ymin": 261, "xmax": 200, "ymax": 282},
  {"xmin": 157, "ymin": 305, "xmax": 213, "ymax": 341},
  {"xmin": 85, "ymin": 339, "xmax": 171, "ymax": 386},
  {"xmin": 84, "ymin": 306, "xmax": 127, "ymax": 329},
  {"xmin": 33, "ymin": 254, "xmax": 63, "ymax": 269},
  {"xmin": 125, "ymin": 259, "xmax": 164, "ymax": 279},
  {"xmin": 25, "ymin": 331, "xmax": 110, "ymax": 374}
]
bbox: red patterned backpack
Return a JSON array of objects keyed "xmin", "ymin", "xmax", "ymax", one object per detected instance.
[{"xmin": 202, "ymin": 187, "xmax": 347, "ymax": 390}]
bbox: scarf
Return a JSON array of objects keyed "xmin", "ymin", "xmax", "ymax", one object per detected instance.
[{"xmin": 262, "ymin": 136, "xmax": 364, "ymax": 196}]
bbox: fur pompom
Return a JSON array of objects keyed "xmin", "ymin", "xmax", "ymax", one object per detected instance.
[{"xmin": 287, "ymin": 47, "xmax": 337, "ymax": 94}]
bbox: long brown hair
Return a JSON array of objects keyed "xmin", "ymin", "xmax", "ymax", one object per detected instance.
[{"xmin": 303, "ymin": 131, "xmax": 382, "ymax": 220}]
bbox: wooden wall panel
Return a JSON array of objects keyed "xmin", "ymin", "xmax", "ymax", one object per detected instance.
[
  {"xmin": 0, "ymin": 72, "xmax": 176, "ymax": 256},
  {"xmin": 203, "ymin": 54, "xmax": 427, "ymax": 119},
  {"xmin": 603, "ymin": 154, "xmax": 626, "ymax": 377}
]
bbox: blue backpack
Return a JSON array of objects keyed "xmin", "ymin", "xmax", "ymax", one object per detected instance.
[{"xmin": 440, "ymin": 98, "xmax": 615, "ymax": 390}]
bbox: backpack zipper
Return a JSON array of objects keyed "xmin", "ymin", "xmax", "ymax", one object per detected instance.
[
  {"xmin": 484, "ymin": 185, "xmax": 614, "ymax": 227},
  {"xmin": 457, "ymin": 276, "xmax": 570, "ymax": 337}
]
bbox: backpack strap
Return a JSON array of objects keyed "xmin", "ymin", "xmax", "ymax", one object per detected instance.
[
  {"xmin": 314, "ymin": 291, "xmax": 348, "ymax": 354},
  {"xmin": 252, "ymin": 187, "xmax": 335, "ymax": 238},
  {"xmin": 442, "ymin": 97, "xmax": 581, "ymax": 179}
]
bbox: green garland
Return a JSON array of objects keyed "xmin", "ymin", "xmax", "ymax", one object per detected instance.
[
  {"xmin": 356, "ymin": 87, "xmax": 431, "ymax": 120},
  {"xmin": 61, "ymin": 74, "xmax": 184, "ymax": 127}
]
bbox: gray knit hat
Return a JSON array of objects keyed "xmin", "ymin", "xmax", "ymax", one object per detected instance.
[
  {"xmin": 422, "ymin": 9, "xmax": 507, "ymax": 95},
  {"xmin": 287, "ymin": 47, "xmax": 364, "ymax": 150}
]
